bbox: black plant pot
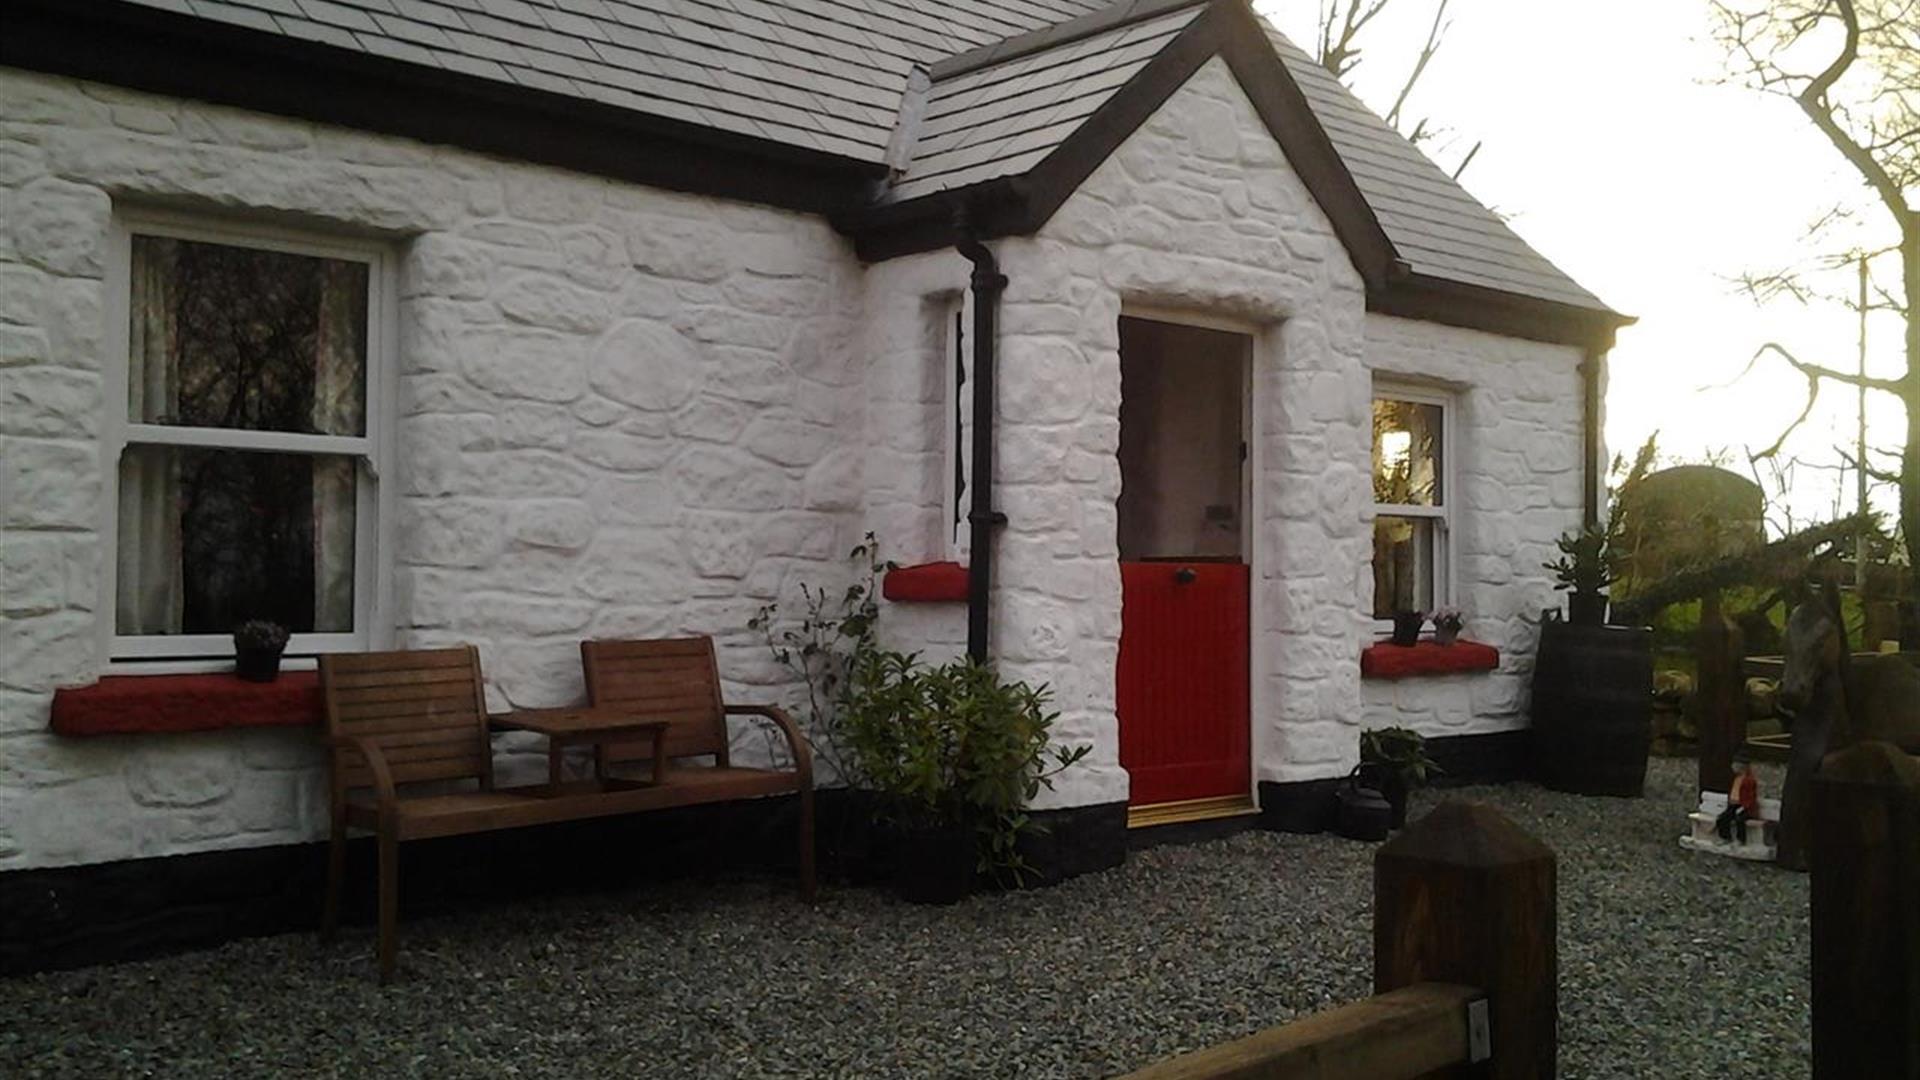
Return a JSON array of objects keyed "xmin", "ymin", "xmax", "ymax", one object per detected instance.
[
  {"xmin": 1359, "ymin": 763, "xmax": 1409, "ymax": 829},
  {"xmin": 235, "ymin": 647, "xmax": 284, "ymax": 683},
  {"xmin": 1381, "ymin": 773, "xmax": 1409, "ymax": 829},
  {"xmin": 1567, "ymin": 591, "xmax": 1607, "ymax": 628},
  {"xmin": 1389, "ymin": 611, "xmax": 1425, "ymax": 646},
  {"xmin": 891, "ymin": 822, "xmax": 974, "ymax": 905}
]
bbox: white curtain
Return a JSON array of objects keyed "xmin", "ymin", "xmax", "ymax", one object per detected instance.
[
  {"xmin": 311, "ymin": 260, "xmax": 361, "ymax": 633},
  {"xmin": 116, "ymin": 239, "xmax": 363, "ymax": 637},
  {"xmin": 117, "ymin": 241, "xmax": 183, "ymax": 635}
]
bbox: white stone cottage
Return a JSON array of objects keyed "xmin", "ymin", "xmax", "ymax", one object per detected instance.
[{"xmin": 0, "ymin": 0, "xmax": 1626, "ymax": 962}]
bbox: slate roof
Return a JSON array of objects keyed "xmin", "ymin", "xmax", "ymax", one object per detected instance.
[
  {"xmin": 135, "ymin": 0, "xmax": 1106, "ymax": 163},
  {"xmin": 1261, "ymin": 28, "xmax": 1606, "ymax": 310},
  {"xmin": 102, "ymin": 0, "xmax": 1612, "ymax": 315},
  {"xmin": 891, "ymin": 3, "xmax": 1203, "ymax": 200}
]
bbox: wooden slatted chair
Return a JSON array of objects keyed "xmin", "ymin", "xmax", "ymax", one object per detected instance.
[
  {"xmin": 581, "ymin": 636, "xmax": 815, "ymax": 898},
  {"xmin": 319, "ymin": 645, "xmax": 533, "ymax": 982}
]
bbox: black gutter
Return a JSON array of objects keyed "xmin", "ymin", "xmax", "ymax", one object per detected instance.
[
  {"xmin": 1581, "ymin": 348, "xmax": 1605, "ymax": 529},
  {"xmin": 954, "ymin": 206, "xmax": 1008, "ymax": 665}
]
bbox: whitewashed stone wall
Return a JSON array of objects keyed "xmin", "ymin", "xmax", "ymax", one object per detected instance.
[
  {"xmin": 866, "ymin": 60, "xmax": 1586, "ymax": 799},
  {"xmin": 0, "ymin": 57, "xmax": 1591, "ymax": 870},
  {"xmin": 0, "ymin": 69, "xmax": 866, "ymax": 870},
  {"xmin": 1360, "ymin": 315, "xmax": 1586, "ymax": 737},
  {"xmin": 858, "ymin": 249, "xmax": 972, "ymax": 669},
  {"xmin": 991, "ymin": 57, "xmax": 1374, "ymax": 799}
]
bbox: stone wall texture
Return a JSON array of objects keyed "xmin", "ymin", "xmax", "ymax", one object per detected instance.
[
  {"xmin": 1, "ymin": 57, "xmax": 1589, "ymax": 870},
  {"xmin": 1361, "ymin": 315, "xmax": 1586, "ymax": 738},
  {"xmin": 0, "ymin": 68, "xmax": 868, "ymax": 869}
]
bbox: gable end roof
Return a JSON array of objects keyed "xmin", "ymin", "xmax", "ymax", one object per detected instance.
[
  {"xmin": 2, "ymin": 0, "xmax": 1630, "ymax": 347},
  {"xmin": 840, "ymin": 1, "xmax": 1401, "ymax": 290}
]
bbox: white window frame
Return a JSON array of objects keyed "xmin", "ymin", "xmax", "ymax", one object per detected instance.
[
  {"xmin": 100, "ymin": 208, "xmax": 398, "ymax": 667},
  {"xmin": 941, "ymin": 291, "xmax": 972, "ymax": 563},
  {"xmin": 1370, "ymin": 380, "xmax": 1454, "ymax": 634}
]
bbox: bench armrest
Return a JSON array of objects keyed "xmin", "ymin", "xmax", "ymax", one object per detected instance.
[
  {"xmin": 330, "ymin": 734, "xmax": 399, "ymax": 823},
  {"xmin": 724, "ymin": 704, "xmax": 812, "ymax": 785}
]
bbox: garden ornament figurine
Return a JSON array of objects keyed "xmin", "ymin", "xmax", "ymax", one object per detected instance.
[
  {"xmin": 1715, "ymin": 751, "xmax": 1759, "ymax": 845},
  {"xmin": 1773, "ymin": 581, "xmax": 1920, "ymax": 871}
]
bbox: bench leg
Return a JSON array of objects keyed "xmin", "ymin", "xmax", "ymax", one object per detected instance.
[
  {"xmin": 377, "ymin": 827, "xmax": 399, "ymax": 984},
  {"xmin": 798, "ymin": 783, "xmax": 816, "ymax": 901},
  {"xmin": 321, "ymin": 804, "xmax": 347, "ymax": 942}
]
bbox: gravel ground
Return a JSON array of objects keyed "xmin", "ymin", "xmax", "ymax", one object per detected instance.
[{"xmin": 0, "ymin": 756, "xmax": 1808, "ymax": 1079}]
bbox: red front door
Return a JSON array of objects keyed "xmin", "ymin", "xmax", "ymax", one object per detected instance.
[
  {"xmin": 1114, "ymin": 316, "xmax": 1252, "ymax": 809},
  {"xmin": 1117, "ymin": 561, "xmax": 1250, "ymax": 806}
]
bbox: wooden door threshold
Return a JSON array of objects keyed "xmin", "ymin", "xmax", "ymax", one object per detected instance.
[{"xmin": 1128, "ymin": 794, "xmax": 1259, "ymax": 830}]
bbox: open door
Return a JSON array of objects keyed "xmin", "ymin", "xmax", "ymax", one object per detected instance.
[{"xmin": 1116, "ymin": 316, "xmax": 1252, "ymax": 824}]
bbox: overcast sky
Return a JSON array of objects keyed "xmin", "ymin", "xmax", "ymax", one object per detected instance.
[{"xmin": 1255, "ymin": 0, "xmax": 1907, "ymax": 532}]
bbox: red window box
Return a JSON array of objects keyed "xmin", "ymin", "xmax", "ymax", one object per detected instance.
[
  {"xmin": 882, "ymin": 561, "xmax": 970, "ymax": 603},
  {"xmin": 1360, "ymin": 639, "xmax": 1500, "ymax": 679},
  {"xmin": 50, "ymin": 671, "xmax": 325, "ymax": 736}
]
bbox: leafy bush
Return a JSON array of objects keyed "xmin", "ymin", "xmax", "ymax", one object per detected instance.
[
  {"xmin": 749, "ymin": 536, "xmax": 1090, "ymax": 881},
  {"xmin": 747, "ymin": 535, "xmax": 891, "ymax": 784},
  {"xmin": 840, "ymin": 648, "xmax": 1089, "ymax": 880},
  {"xmin": 1544, "ymin": 525, "xmax": 1616, "ymax": 594},
  {"xmin": 1359, "ymin": 726, "xmax": 1441, "ymax": 786}
]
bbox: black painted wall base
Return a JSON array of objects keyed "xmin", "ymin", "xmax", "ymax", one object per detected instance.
[
  {"xmin": 4, "ymin": 729, "xmax": 1540, "ymax": 976},
  {"xmin": 1257, "ymin": 729, "xmax": 1534, "ymax": 835},
  {"xmin": 0, "ymin": 793, "xmax": 1129, "ymax": 977}
]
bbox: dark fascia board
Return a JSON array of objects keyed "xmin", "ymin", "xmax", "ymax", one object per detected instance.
[
  {"xmin": 1, "ymin": 0, "xmax": 887, "ymax": 217},
  {"xmin": 840, "ymin": 1, "xmax": 1402, "ymax": 289},
  {"xmin": 931, "ymin": 0, "xmax": 1209, "ymax": 82},
  {"xmin": 1370, "ymin": 272, "xmax": 1635, "ymax": 351}
]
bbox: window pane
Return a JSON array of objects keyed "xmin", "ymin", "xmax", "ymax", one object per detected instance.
[
  {"xmin": 1373, "ymin": 515, "xmax": 1436, "ymax": 619},
  {"xmin": 117, "ymin": 446, "xmax": 357, "ymax": 636},
  {"xmin": 129, "ymin": 235, "xmax": 368, "ymax": 436},
  {"xmin": 1372, "ymin": 397, "xmax": 1442, "ymax": 506}
]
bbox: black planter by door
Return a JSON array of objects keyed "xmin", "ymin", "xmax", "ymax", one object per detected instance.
[
  {"xmin": 890, "ymin": 823, "xmax": 974, "ymax": 905},
  {"xmin": 1531, "ymin": 620, "xmax": 1653, "ymax": 796}
]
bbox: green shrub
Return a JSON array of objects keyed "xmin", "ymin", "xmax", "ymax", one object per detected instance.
[
  {"xmin": 750, "ymin": 536, "xmax": 1090, "ymax": 883},
  {"xmin": 839, "ymin": 647, "xmax": 1089, "ymax": 881}
]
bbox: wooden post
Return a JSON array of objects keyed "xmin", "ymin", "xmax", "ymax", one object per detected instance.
[
  {"xmin": 1696, "ymin": 589, "xmax": 1745, "ymax": 796},
  {"xmin": 1812, "ymin": 741, "xmax": 1920, "ymax": 1078},
  {"xmin": 1375, "ymin": 802, "xmax": 1556, "ymax": 1080}
]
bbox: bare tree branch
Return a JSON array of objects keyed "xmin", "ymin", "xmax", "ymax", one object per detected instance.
[
  {"xmin": 1385, "ymin": 0, "xmax": 1451, "ymax": 131},
  {"xmin": 1753, "ymin": 340, "xmax": 1908, "ymax": 394}
]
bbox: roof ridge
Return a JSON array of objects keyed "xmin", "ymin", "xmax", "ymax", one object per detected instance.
[{"xmin": 928, "ymin": 0, "xmax": 1209, "ymax": 82}]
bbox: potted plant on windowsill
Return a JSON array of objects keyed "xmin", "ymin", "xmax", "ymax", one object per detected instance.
[
  {"xmin": 1545, "ymin": 526, "xmax": 1615, "ymax": 627},
  {"xmin": 1359, "ymin": 726, "xmax": 1440, "ymax": 829},
  {"xmin": 1429, "ymin": 607, "xmax": 1464, "ymax": 646},
  {"xmin": 233, "ymin": 620, "xmax": 289, "ymax": 682},
  {"xmin": 1389, "ymin": 610, "xmax": 1426, "ymax": 646}
]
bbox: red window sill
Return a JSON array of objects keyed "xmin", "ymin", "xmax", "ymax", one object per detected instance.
[
  {"xmin": 1361, "ymin": 639, "xmax": 1500, "ymax": 679},
  {"xmin": 50, "ymin": 671, "xmax": 324, "ymax": 736},
  {"xmin": 882, "ymin": 561, "xmax": 970, "ymax": 603}
]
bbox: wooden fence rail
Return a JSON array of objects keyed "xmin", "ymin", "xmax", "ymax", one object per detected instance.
[
  {"xmin": 1119, "ymin": 801, "xmax": 1555, "ymax": 1080},
  {"xmin": 1118, "ymin": 982, "xmax": 1482, "ymax": 1080}
]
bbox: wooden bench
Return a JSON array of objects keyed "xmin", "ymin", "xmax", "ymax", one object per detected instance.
[{"xmin": 320, "ymin": 641, "xmax": 812, "ymax": 982}]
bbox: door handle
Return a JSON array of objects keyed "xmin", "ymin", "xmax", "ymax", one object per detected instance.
[{"xmin": 1174, "ymin": 567, "xmax": 1197, "ymax": 584}]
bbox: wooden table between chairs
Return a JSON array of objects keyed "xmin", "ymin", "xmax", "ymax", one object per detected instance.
[{"xmin": 489, "ymin": 706, "xmax": 670, "ymax": 790}]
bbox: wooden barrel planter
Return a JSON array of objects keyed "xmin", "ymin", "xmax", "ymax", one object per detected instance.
[{"xmin": 1531, "ymin": 620, "xmax": 1653, "ymax": 797}]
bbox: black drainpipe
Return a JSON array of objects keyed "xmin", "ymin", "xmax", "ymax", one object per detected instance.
[
  {"xmin": 1580, "ymin": 344, "xmax": 1603, "ymax": 529},
  {"xmin": 955, "ymin": 207, "xmax": 1007, "ymax": 664}
]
